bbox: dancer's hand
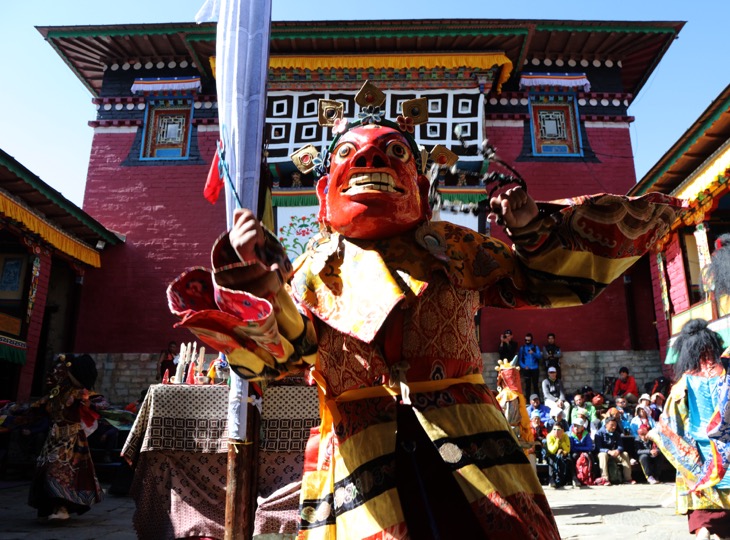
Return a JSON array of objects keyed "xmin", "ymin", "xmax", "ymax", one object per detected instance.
[
  {"xmin": 489, "ymin": 187, "xmax": 538, "ymax": 229},
  {"xmin": 229, "ymin": 209, "xmax": 264, "ymax": 263}
]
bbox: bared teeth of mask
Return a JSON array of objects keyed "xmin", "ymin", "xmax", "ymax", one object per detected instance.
[{"xmin": 346, "ymin": 173, "xmax": 396, "ymax": 191}]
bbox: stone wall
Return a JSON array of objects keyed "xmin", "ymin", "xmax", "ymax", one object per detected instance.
[
  {"xmin": 92, "ymin": 352, "xmax": 159, "ymax": 406},
  {"xmin": 94, "ymin": 348, "xmax": 664, "ymax": 407},
  {"xmin": 481, "ymin": 349, "xmax": 663, "ymax": 398}
]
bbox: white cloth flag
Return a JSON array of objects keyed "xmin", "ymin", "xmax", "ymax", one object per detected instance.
[{"xmin": 196, "ymin": 0, "xmax": 272, "ymax": 440}]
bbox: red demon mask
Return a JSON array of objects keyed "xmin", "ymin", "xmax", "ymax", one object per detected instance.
[{"xmin": 316, "ymin": 125, "xmax": 431, "ymax": 240}]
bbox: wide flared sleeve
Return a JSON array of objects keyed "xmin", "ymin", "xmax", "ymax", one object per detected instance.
[
  {"xmin": 166, "ymin": 228, "xmax": 317, "ymax": 380},
  {"xmin": 479, "ymin": 192, "xmax": 683, "ymax": 308}
]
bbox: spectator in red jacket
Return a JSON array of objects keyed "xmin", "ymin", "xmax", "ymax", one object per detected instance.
[{"xmin": 612, "ymin": 366, "xmax": 639, "ymax": 404}]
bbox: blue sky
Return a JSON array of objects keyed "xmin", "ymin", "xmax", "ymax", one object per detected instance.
[{"xmin": 2, "ymin": 0, "xmax": 728, "ymax": 206}]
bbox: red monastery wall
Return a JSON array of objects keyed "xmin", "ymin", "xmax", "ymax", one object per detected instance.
[
  {"xmin": 480, "ymin": 122, "xmax": 650, "ymax": 352},
  {"xmin": 76, "ymin": 129, "xmax": 225, "ymax": 353},
  {"xmin": 77, "ymin": 121, "xmax": 652, "ymax": 356}
]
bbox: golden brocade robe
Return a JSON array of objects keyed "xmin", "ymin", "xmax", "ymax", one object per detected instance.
[{"xmin": 167, "ymin": 193, "xmax": 681, "ymax": 540}]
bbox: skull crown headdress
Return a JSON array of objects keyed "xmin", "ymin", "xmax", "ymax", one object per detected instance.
[
  {"xmin": 288, "ymin": 80, "xmax": 527, "ymax": 217},
  {"xmin": 289, "ymin": 80, "xmax": 459, "ymax": 179}
]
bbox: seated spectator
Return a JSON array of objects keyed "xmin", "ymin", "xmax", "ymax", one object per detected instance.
[
  {"xmin": 580, "ymin": 385, "xmax": 596, "ymax": 403},
  {"xmin": 614, "ymin": 396, "xmax": 633, "ymax": 435},
  {"xmin": 631, "ymin": 424, "xmax": 661, "ymax": 484},
  {"xmin": 529, "ymin": 411, "xmax": 548, "ymax": 464},
  {"xmin": 601, "ymin": 407, "xmax": 622, "ymax": 427},
  {"xmin": 570, "ymin": 392, "xmax": 599, "ymax": 432},
  {"xmin": 541, "ymin": 367, "xmax": 568, "ymax": 416},
  {"xmin": 629, "ymin": 403, "xmax": 655, "ymax": 437},
  {"xmin": 546, "ymin": 407, "xmax": 569, "ymax": 433},
  {"xmin": 638, "ymin": 393, "xmax": 652, "ymax": 410},
  {"xmin": 612, "ymin": 366, "xmax": 639, "ymax": 404},
  {"xmin": 526, "ymin": 394, "xmax": 551, "ymax": 424},
  {"xmin": 595, "ymin": 418, "xmax": 634, "ymax": 485},
  {"xmin": 649, "ymin": 392, "xmax": 665, "ymax": 422},
  {"xmin": 592, "ymin": 394, "xmax": 611, "ymax": 429},
  {"xmin": 545, "ymin": 424, "xmax": 572, "ymax": 489},
  {"xmin": 568, "ymin": 418, "xmax": 594, "ymax": 488}
]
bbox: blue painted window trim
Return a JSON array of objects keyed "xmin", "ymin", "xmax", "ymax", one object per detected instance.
[
  {"xmin": 527, "ymin": 91, "xmax": 583, "ymax": 158},
  {"xmin": 139, "ymin": 93, "xmax": 195, "ymax": 161}
]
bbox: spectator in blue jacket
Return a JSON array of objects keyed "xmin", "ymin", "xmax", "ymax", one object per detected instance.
[
  {"xmin": 594, "ymin": 418, "xmax": 633, "ymax": 485},
  {"xmin": 518, "ymin": 333, "xmax": 542, "ymax": 399},
  {"xmin": 569, "ymin": 418, "xmax": 594, "ymax": 454},
  {"xmin": 526, "ymin": 394, "xmax": 551, "ymax": 424},
  {"xmin": 568, "ymin": 417, "xmax": 594, "ymax": 487}
]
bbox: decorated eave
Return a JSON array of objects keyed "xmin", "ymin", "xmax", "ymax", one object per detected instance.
[
  {"xmin": 37, "ymin": 18, "xmax": 683, "ymax": 99},
  {"xmin": 0, "ymin": 149, "xmax": 122, "ymax": 268},
  {"xmin": 629, "ymin": 84, "xmax": 730, "ymax": 246}
]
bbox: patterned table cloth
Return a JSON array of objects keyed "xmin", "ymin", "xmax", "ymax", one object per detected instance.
[{"xmin": 121, "ymin": 384, "xmax": 230, "ymax": 540}]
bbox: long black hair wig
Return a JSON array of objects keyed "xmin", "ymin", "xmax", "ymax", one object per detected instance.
[{"xmin": 672, "ymin": 318, "xmax": 725, "ymax": 379}]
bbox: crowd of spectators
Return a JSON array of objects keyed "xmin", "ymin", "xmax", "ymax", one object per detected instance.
[
  {"xmin": 528, "ymin": 386, "xmax": 669, "ymax": 488},
  {"xmin": 500, "ymin": 330, "xmax": 672, "ymax": 488}
]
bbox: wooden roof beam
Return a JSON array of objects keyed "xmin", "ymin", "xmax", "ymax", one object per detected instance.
[
  {"xmin": 604, "ymin": 32, "xmax": 648, "ymax": 57},
  {"xmin": 90, "ymin": 35, "xmax": 129, "ymax": 61},
  {"xmin": 178, "ymin": 33, "xmax": 213, "ymax": 82}
]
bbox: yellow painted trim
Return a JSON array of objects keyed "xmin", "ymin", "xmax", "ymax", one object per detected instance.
[
  {"xmin": 270, "ymin": 53, "xmax": 513, "ymax": 91},
  {"xmin": 674, "ymin": 148, "xmax": 730, "ymax": 200},
  {"xmin": 212, "ymin": 53, "xmax": 514, "ymax": 91},
  {"xmin": 0, "ymin": 194, "xmax": 100, "ymax": 267}
]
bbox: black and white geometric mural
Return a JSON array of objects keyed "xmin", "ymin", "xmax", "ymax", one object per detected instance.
[{"xmin": 265, "ymin": 88, "xmax": 484, "ymax": 164}]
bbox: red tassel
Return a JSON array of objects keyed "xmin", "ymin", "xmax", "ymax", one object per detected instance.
[{"xmin": 203, "ymin": 144, "xmax": 223, "ymax": 204}]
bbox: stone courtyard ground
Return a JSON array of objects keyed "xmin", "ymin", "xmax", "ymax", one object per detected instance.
[{"xmin": 0, "ymin": 478, "xmax": 696, "ymax": 540}]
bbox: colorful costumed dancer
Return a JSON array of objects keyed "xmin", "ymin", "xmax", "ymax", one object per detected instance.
[
  {"xmin": 27, "ymin": 354, "xmax": 104, "ymax": 521},
  {"xmin": 168, "ymin": 82, "xmax": 680, "ymax": 539},
  {"xmin": 495, "ymin": 358, "xmax": 535, "ymax": 466},
  {"xmin": 651, "ymin": 236, "xmax": 730, "ymax": 539}
]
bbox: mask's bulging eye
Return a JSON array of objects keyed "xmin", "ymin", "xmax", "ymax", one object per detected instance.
[
  {"xmin": 386, "ymin": 141, "xmax": 410, "ymax": 162},
  {"xmin": 335, "ymin": 142, "xmax": 356, "ymax": 160}
]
